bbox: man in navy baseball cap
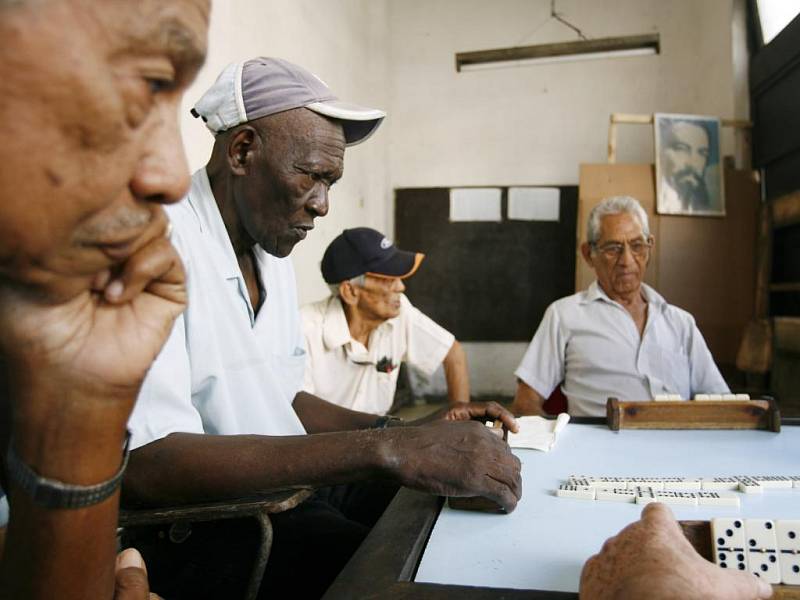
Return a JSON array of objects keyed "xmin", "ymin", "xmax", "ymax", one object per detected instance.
[
  {"xmin": 302, "ymin": 227, "xmax": 471, "ymax": 416},
  {"xmin": 320, "ymin": 227, "xmax": 424, "ymax": 283}
]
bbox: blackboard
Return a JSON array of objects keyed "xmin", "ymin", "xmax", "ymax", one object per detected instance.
[{"xmin": 395, "ymin": 186, "xmax": 577, "ymax": 342}]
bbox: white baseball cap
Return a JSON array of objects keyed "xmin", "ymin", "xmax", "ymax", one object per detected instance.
[{"xmin": 191, "ymin": 57, "xmax": 385, "ymax": 146}]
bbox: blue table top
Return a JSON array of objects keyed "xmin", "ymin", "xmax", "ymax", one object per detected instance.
[{"xmin": 415, "ymin": 423, "xmax": 800, "ymax": 593}]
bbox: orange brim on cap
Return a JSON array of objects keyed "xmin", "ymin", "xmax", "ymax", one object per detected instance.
[{"xmin": 367, "ymin": 253, "xmax": 425, "ymax": 280}]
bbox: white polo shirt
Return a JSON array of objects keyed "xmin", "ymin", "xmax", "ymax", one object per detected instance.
[
  {"xmin": 301, "ymin": 294, "xmax": 454, "ymax": 415},
  {"xmin": 515, "ymin": 281, "xmax": 729, "ymax": 417},
  {"xmin": 129, "ymin": 169, "xmax": 306, "ymax": 450}
]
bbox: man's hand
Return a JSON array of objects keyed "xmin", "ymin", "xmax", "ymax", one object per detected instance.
[
  {"xmin": 386, "ymin": 420, "xmax": 522, "ymax": 512},
  {"xmin": 0, "ymin": 209, "xmax": 185, "ymax": 480},
  {"xmin": 417, "ymin": 401, "xmax": 519, "ymax": 434},
  {"xmin": 114, "ymin": 549, "xmax": 162, "ymax": 600},
  {"xmin": 580, "ymin": 503, "xmax": 773, "ymax": 600}
]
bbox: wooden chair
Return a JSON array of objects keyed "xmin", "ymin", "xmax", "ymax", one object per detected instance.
[{"xmin": 119, "ymin": 488, "xmax": 313, "ymax": 600}]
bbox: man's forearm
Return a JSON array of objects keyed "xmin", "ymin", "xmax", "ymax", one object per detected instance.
[
  {"xmin": 293, "ymin": 391, "xmax": 378, "ymax": 433},
  {"xmin": 123, "ymin": 429, "xmax": 394, "ymax": 507},
  {"xmin": 511, "ymin": 380, "xmax": 546, "ymax": 416},
  {"xmin": 0, "ymin": 384, "xmax": 132, "ymax": 600},
  {"xmin": 443, "ymin": 341, "xmax": 470, "ymax": 405}
]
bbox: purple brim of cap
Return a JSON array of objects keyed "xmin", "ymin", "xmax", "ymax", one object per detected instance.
[{"xmin": 367, "ymin": 251, "xmax": 425, "ymax": 280}]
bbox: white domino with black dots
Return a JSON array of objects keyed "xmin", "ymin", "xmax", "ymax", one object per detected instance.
[{"xmin": 712, "ymin": 518, "xmax": 800, "ymax": 585}]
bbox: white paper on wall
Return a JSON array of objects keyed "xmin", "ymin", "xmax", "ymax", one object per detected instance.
[
  {"xmin": 449, "ymin": 188, "xmax": 502, "ymax": 222},
  {"xmin": 507, "ymin": 187, "xmax": 560, "ymax": 221}
]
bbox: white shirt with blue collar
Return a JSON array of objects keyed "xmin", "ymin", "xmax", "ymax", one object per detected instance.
[
  {"xmin": 128, "ymin": 169, "xmax": 306, "ymax": 450},
  {"xmin": 515, "ymin": 281, "xmax": 729, "ymax": 417}
]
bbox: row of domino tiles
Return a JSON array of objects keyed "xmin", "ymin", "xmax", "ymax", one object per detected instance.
[
  {"xmin": 562, "ymin": 475, "xmax": 800, "ymax": 493},
  {"xmin": 713, "ymin": 518, "xmax": 800, "ymax": 585},
  {"xmin": 653, "ymin": 393, "xmax": 751, "ymax": 401},
  {"xmin": 556, "ymin": 486, "xmax": 742, "ymax": 506},
  {"xmin": 556, "ymin": 475, "xmax": 800, "ymax": 505}
]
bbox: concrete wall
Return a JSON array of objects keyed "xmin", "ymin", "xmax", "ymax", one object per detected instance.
[{"xmin": 179, "ymin": 0, "xmax": 391, "ymax": 304}]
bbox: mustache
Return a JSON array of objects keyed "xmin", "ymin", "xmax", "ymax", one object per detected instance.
[
  {"xmin": 77, "ymin": 207, "xmax": 153, "ymax": 238},
  {"xmin": 673, "ymin": 167, "xmax": 703, "ymax": 183}
]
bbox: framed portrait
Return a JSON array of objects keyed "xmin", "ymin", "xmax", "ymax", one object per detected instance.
[{"xmin": 654, "ymin": 113, "xmax": 725, "ymax": 217}]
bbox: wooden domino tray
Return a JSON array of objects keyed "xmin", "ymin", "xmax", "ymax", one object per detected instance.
[{"xmin": 607, "ymin": 397, "xmax": 781, "ymax": 432}]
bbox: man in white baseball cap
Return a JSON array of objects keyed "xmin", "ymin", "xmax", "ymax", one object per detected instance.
[
  {"xmin": 190, "ymin": 56, "xmax": 385, "ymax": 144},
  {"xmin": 123, "ymin": 57, "xmax": 521, "ymax": 599}
]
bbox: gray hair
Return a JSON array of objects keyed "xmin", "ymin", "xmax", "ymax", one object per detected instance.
[
  {"xmin": 328, "ymin": 274, "xmax": 366, "ymax": 297},
  {"xmin": 586, "ymin": 196, "xmax": 650, "ymax": 244}
]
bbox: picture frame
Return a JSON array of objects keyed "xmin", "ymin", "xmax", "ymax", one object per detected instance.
[{"xmin": 654, "ymin": 113, "xmax": 725, "ymax": 217}]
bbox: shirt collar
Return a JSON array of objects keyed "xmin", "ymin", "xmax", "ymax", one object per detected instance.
[
  {"xmin": 186, "ymin": 168, "xmax": 241, "ymax": 281},
  {"xmin": 320, "ymin": 295, "xmax": 399, "ymax": 353},
  {"xmin": 580, "ymin": 280, "xmax": 666, "ymax": 310},
  {"xmin": 322, "ymin": 296, "xmax": 355, "ymax": 351}
]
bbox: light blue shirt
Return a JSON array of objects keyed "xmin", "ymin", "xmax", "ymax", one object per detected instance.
[
  {"xmin": 0, "ymin": 491, "xmax": 8, "ymax": 528},
  {"xmin": 129, "ymin": 169, "xmax": 307, "ymax": 450},
  {"xmin": 515, "ymin": 281, "xmax": 729, "ymax": 417}
]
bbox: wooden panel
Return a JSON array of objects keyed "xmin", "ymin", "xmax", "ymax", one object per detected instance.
[
  {"xmin": 658, "ymin": 169, "xmax": 759, "ymax": 365},
  {"xmin": 578, "ymin": 165, "xmax": 759, "ymax": 366}
]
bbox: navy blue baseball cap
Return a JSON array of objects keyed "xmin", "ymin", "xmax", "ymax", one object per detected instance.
[{"xmin": 321, "ymin": 228, "xmax": 424, "ymax": 284}]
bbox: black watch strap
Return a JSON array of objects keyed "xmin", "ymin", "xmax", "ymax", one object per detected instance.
[
  {"xmin": 5, "ymin": 432, "xmax": 131, "ymax": 509},
  {"xmin": 373, "ymin": 415, "xmax": 403, "ymax": 429}
]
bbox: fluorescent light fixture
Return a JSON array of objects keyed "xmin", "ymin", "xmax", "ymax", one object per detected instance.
[{"xmin": 456, "ymin": 34, "xmax": 659, "ymax": 72}]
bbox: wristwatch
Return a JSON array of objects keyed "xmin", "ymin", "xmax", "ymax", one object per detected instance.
[
  {"xmin": 5, "ymin": 432, "xmax": 131, "ymax": 509},
  {"xmin": 373, "ymin": 415, "xmax": 404, "ymax": 429}
]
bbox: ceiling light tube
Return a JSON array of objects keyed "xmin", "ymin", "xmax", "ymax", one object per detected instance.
[{"xmin": 456, "ymin": 34, "xmax": 660, "ymax": 72}]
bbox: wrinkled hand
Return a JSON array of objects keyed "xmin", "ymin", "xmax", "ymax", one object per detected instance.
[
  {"xmin": 419, "ymin": 401, "xmax": 519, "ymax": 434},
  {"xmin": 0, "ymin": 209, "xmax": 185, "ymax": 405},
  {"xmin": 580, "ymin": 503, "xmax": 773, "ymax": 600},
  {"xmin": 114, "ymin": 548, "xmax": 162, "ymax": 600},
  {"xmin": 388, "ymin": 420, "xmax": 522, "ymax": 512}
]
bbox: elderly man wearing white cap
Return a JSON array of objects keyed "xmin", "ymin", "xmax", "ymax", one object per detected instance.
[
  {"xmin": 301, "ymin": 227, "xmax": 470, "ymax": 415},
  {"xmin": 123, "ymin": 57, "xmax": 521, "ymax": 599}
]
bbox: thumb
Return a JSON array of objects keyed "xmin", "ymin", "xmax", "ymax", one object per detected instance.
[
  {"xmin": 114, "ymin": 548, "xmax": 151, "ymax": 600},
  {"xmin": 723, "ymin": 569, "xmax": 773, "ymax": 599}
]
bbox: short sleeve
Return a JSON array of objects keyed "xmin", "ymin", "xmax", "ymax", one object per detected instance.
[
  {"xmin": 514, "ymin": 303, "xmax": 565, "ymax": 398},
  {"xmin": 402, "ymin": 296, "xmax": 455, "ymax": 376},
  {"xmin": 128, "ymin": 313, "xmax": 204, "ymax": 450}
]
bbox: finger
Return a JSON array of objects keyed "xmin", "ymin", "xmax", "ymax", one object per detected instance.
[
  {"xmin": 475, "ymin": 402, "xmax": 519, "ymax": 433},
  {"xmin": 104, "ymin": 237, "xmax": 185, "ymax": 305},
  {"xmin": 485, "ymin": 455, "xmax": 523, "ymax": 500},
  {"xmin": 116, "ymin": 548, "xmax": 146, "ymax": 574},
  {"xmin": 721, "ymin": 569, "xmax": 774, "ymax": 599},
  {"xmin": 115, "ymin": 549, "xmax": 151, "ymax": 600},
  {"xmin": 640, "ymin": 501, "xmax": 677, "ymax": 528},
  {"xmin": 481, "ymin": 476, "xmax": 519, "ymax": 513}
]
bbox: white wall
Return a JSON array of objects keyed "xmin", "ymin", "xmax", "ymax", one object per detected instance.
[
  {"xmin": 179, "ymin": 0, "xmax": 391, "ymax": 304},
  {"xmin": 180, "ymin": 1, "xmax": 743, "ymax": 397},
  {"xmin": 386, "ymin": 0, "xmax": 742, "ymax": 397}
]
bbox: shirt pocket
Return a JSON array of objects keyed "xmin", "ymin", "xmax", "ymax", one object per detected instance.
[
  {"xmin": 656, "ymin": 346, "xmax": 691, "ymax": 398},
  {"xmin": 268, "ymin": 350, "xmax": 307, "ymax": 403}
]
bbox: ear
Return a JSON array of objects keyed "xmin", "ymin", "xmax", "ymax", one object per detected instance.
[
  {"xmin": 338, "ymin": 281, "xmax": 360, "ymax": 306},
  {"xmin": 227, "ymin": 127, "xmax": 259, "ymax": 176},
  {"xmin": 580, "ymin": 242, "xmax": 594, "ymax": 268}
]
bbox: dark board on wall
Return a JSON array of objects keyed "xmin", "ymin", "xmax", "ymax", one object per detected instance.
[{"xmin": 394, "ymin": 186, "xmax": 577, "ymax": 342}]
